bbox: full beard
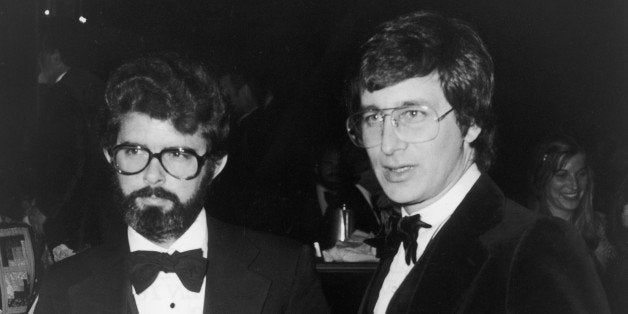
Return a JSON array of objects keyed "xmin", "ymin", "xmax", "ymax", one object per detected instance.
[{"xmin": 113, "ymin": 176, "xmax": 211, "ymax": 244}]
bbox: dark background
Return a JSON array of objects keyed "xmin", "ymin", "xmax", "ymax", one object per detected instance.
[{"xmin": 1, "ymin": 0, "xmax": 627, "ymax": 211}]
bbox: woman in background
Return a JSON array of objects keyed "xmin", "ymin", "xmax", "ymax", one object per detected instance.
[
  {"xmin": 608, "ymin": 173, "xmax": 628, "ymax": 251},
  {"xmin": 528, "ymin": 134, "xmax": 616, "ymax": 275},
  {"xmin": 605, "ymin": 173, "xmax": 628, "ymax": 313}
]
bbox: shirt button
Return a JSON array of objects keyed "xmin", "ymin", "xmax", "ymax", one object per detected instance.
[{"xmin": 170, "ymin": 302, "xmax": 175, "ymax": 308}]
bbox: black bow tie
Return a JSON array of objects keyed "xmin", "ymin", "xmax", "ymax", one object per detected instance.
[
  {"xmin": 397, "ymin": 214, "xmax": 432, "ymax": 265},
  {"xmin": 365, "ymin": 212, "xmax": 431, "ymax": 265},
  {"xmin": 127, "ymin": 249, "xmax": 208, "ymax": 294}
]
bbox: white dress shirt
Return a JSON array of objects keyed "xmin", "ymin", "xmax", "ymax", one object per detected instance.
[
  {"xmin": 128, "ymin": 209, "xmax": 209, "ymax": 314},
  {"xmin": 374, "ymin": 164, "xmax": 481, "ymax": 314}
]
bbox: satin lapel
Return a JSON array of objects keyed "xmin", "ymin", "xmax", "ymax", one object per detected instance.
[
  {"xmin": 204, "ymin": 217, "xmax": 271, "ymax": 313},
  {"xmin": 388, "ymin": 175, "xmax": 503, "ymax": 313},
  {"xmin": 67, "ymin": 244, "xmax": 135, "ymax": 314},
  {"xmin": 359, "ymin": 256, "xmax": 395, "ymax": 314}
]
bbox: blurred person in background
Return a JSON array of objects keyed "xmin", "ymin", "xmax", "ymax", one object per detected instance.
[
  {"xmin": 315, "ymin": 143, "xmax": 381, "ymax": 249},
  {"xmin": 605, "ymin": 171, "xmax": 628, "ymax": 313},
  {"xmin": 22, "ymin": 18, "xmax": 110, "ymax": 255},
  {"xmin": 206, "ymin": 68, "xmax": 322, "ymax": 244},
  {"xmin": 528, "ymin": 133, "xmax": 617, "ymax": 276}
]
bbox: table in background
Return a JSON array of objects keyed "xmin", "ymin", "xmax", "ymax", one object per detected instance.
[{"xmin": 316, "ymin": 262, "xmax": 377, "ymax": 313}]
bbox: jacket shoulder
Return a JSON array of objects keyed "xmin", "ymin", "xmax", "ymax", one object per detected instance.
[
  {"xmin": 210, "ymin": 216, "xmax": 306, "ymax": 258},
  {"xmin": 35, "ymin": 246, "xmax": 124, "ymax": 313},
  {"xmin": 207, "ymin": 217, "xmax": 328, "ymax": 312},
  {"xmin": 492, "ymin": 200, "xmax": 609, "ymax": 312},
  {"xmin": 209, "ymin": 217, "xmax": 315, "ymax": 283},
  {"xmin": 483, "ymin": 198, "xmax": 558, "ymax": 242},
  {"xmin": 39, "ymin": 246, "xmax": 111, "ymax": 288}
]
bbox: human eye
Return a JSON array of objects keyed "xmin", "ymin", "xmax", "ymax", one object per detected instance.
[
  {"xmin": 361, "ymin": 110, "xmax": 383, "ymax": 125},
  {"xmin": 397, "ymin": 106, "xmax": 429, "ymax": 124},
  {"xmin": 553, "ymin": 170, "xmax": 568, "ymax": 179},
  {"xmin": 165, "ymin": 149, "xmax": 194, "ymax": 161},
  {"xmin": 122, "ymin": 146, "xmax": 144, "ymax": 156}
]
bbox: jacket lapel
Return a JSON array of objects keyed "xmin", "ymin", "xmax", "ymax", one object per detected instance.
[
  {"xmin": 387, "ymin": 175, "xmax": 504, "ymax": 313},
  {"xmin": 359, "ymin": 256, "xmax": 395, "ymax": 313},
  {"xmin": 66, "ymin": 217, "xmax": 272, "ymax": 313},
  {"xmin": 67, "ymin": 244, "xmax": 135, "ymax": 314},
  {"xmin": 204, "ymin": 217, "xmax": 271, "ymax": 313}
]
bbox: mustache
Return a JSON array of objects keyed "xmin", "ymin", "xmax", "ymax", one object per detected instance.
[{"xmin": 127, "ymin": 186, "xmax": 180, "ymax": 204}]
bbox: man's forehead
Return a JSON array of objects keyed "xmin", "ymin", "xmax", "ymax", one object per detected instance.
[
  {"xmin": 359, "ymin": 74, "xmax": 445, "ymax": 110},
  {"xmin": 117, "ymin": 112, "xmax": 206, "ymax": 151}
]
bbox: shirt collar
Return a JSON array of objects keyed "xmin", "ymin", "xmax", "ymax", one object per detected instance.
[
  {"xmin": 402, "ymin": 164, "xmax": 481, "ymax": 227},
  {"xmin": 54, "ymin": 70, "xmax": 68, "ymax": 83},
  {"xmin": 128, "ymin": 208, "xmax": 208, "ymax": 258}
]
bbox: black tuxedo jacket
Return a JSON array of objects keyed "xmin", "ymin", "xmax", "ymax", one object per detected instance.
[
  {"xmin": 360, "ymin": 175, "xmax": 610, "ymax": 313},
  {"xmin": 34, "ymin": 216, "xmax": 329, "ymax": 313}
]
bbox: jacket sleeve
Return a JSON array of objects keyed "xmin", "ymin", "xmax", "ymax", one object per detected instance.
[
  {"xmin": 285, "ymin": 245, "xmax": 330, "ymax": 314},
  {"xmin": 32, "ymin": 273, "xmax": 68, "ymax": 314},
  {"xmin": 507, "ymin": 217, "xmax": 610, "ymax": 313}
]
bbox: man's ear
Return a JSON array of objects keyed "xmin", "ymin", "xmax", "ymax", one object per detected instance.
[
  {"xmin": 464, "ymin": 123, "xmax": 482, "ymax": 144},
  {"xmin": 212, "ymin": 155, "xmax": 228, "ymax": 179}
]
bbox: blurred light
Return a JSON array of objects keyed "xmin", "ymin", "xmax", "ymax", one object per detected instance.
[
  {"xmin": 44, "ymin": 9, "xmax": 50, "ymax": 16},
  {"xmin": 78, "ymin": 16, "xmax": 87, "ymax": 23}
]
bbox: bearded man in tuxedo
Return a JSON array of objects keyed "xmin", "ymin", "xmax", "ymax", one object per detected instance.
[
  {"xmin": 32, "ymin": 53, "xmax": 328, "ymax": 313},
  {"xmin": 346, "ymin": 11, "xmax": 610, "ymax": 313}
]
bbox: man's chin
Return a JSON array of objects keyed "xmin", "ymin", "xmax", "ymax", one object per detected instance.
[
  {"xmin": 122, "ymin": 192, "xmax": 205, "ymax": 244},
  {"xmin": 129, "ymin": 205, "xmax": 185, "ymax": 243}
]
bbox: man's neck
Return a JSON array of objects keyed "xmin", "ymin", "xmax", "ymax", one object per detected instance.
[
  {"xmin": 405, "ymin": 163, "xmax": 475, "ymax": 215},
  {"xmin": 153, "ymin": 238, "xmax": 177, "ymax": 250}
]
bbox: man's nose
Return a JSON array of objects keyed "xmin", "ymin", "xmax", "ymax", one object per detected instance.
[
  {"xmin": 380, "ymin": 116, "xmax": 406, "ymax": 155},
  {"xmin": 143, "ymin": 157, "xmax": 166, "ymax": 186}
]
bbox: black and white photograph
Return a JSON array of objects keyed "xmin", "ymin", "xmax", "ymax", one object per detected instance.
[{"xmin": 1, "ymin": 0, "xmax": 627, "ymax": 313}]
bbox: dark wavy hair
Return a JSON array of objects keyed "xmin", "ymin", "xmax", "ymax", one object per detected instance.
[
  {"xmin": 349, "ymin": 11, "xmax": 495, "ymax": 171},
  {"xmin": 527, "ymin": 134, "xmax": 601, "ymax": 249},
  {"xmin": 102, "ymin": 53, "xmax": 230, "ymax": 163}
]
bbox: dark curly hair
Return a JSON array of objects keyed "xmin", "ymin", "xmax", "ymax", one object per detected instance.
[
  {"xmin": 350, "ymin": 11, "xmax": 495, "ymax": 171},
  {"xmin": 102, "ymin": 53, "xmax": 230, "ymax": 163}
]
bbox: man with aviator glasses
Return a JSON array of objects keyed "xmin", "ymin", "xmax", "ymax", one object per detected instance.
[{"xmin": 350, "ymin": 11, "xmax": 610, "ymax": 313}]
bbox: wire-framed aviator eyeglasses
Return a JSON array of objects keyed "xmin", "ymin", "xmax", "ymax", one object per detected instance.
[{"xmin": 346, "ymin": 104, "xmax": 454, "ymax": 148}]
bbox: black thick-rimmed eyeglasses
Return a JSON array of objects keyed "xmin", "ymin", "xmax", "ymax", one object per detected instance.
[{"xmin": 108, "ymin": 144, "xmax": 208, "ymax": 180}]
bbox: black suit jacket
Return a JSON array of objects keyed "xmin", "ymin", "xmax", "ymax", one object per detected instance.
[
  {"xmin": 34, "ymin": 216, "xmax": 329, "ymax": 313},
  {"xmin": 360, "ymin": 175, "xmax": 610, "ymax": 313}
]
